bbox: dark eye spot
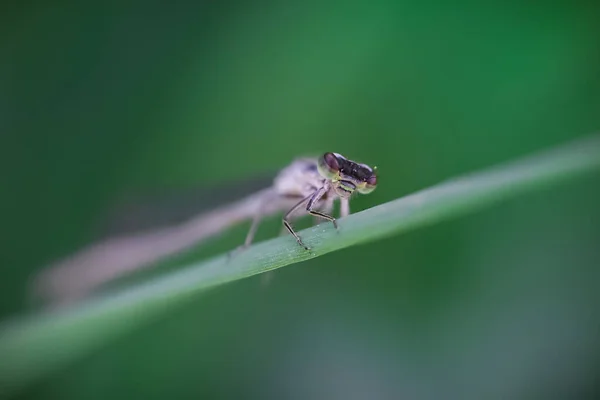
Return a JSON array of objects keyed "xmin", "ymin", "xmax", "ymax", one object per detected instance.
[
  {"xmin": 323, "ymin": 152, "xmax": 340, "ymax": 171},
  {"xmin": 366, "ymin": 174, "xmax": 377, "ymax": 186}
]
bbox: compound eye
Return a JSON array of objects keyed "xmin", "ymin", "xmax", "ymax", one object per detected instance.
[
  {"xmin": 358, "ymin": 171, "xmax": 377, "ymax": 194},
  {"xmin": 323, "ymin": 152, "xmax": 340, "ymax": 171},
  {"xmin": 318, "ymin": 152, "xmax": 342, "ymax": 180},
  {"xmin": 366, "ymin": 175, "xmax": 377, "ymax": 186}
]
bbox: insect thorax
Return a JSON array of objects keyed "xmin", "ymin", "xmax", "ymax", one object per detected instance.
[{"xmin": 273, "ymin": 158, "xmax": 327, "ymax": 198}]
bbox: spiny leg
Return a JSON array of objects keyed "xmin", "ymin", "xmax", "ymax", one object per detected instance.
[
  {"xmin": 279, "ymin": 195, "xmax": 305, "ymax": 236},
  {"xmin": 313, "ymin": 196, "xmax": 334, "ymax": 225},
  {"xmin": 283, "ymin": 194, "xmax": 313, "ymax": 250},
  {"xmin": 280, "ymin": 212, "xmax": 299, "ymax": 236},
  {"xmin": 307, "ymin": 186, "xmax": 338, "ymax": 229}
]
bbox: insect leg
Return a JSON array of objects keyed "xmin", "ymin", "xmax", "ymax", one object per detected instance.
[
  {"xmin": 283, "ymin": 194, "xmax": 313, "ymax": 250},
  {"xmin": 307, "ymin": 186, "xmax": 338, "ymax": 229},
  {"xmin": 231, "ymin": 191, "xmax": 276, "ymax": 258},
  {"xmin": 228, "ymin": 212, "xmax": 265, "ymax": 260},
  {"xmin": 340, "ymin": 197, "xmax": 350, "ymax": 218},
  {"xmin": 242, "ymin": 212, "xmax": 263, "ymax": 248},
  {"xmin": 313, "ymin": 195, "xmax": 334, "ymax": 225}
]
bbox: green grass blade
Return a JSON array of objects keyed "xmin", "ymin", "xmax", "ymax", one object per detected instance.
[{"xmin": 1, "ymin": 133, "xmax": 600, "ymax": 396}]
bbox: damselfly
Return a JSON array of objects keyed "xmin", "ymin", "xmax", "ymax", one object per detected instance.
[{"xmin": 33, "ymin": 152, "xmax": 378, "ymax": 304}]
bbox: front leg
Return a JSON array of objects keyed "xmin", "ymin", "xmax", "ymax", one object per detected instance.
[
  {"xmin": 283, "ymin": 195, "xmax": 313, "ymax": 250},
  {"xmin": 307, "ymin": 186, "xmax": 338, "ymax": 229},
  {"xmin": 313, "ymin": 196, "xmax": 334, "ymax": 226}
]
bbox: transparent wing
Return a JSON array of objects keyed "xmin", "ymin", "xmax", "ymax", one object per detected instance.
[
  {"xmin": 31, "ymin": 172, "xmax": 286, "ymax": 306},
  {"xmin": 97, "ymin": 174, "xmax": 276, "ymax": 238}
]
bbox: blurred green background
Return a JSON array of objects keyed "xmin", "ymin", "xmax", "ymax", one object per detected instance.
[{"xmin": 2, "ymin": 1, "xmax": 600, "ymax": 399}]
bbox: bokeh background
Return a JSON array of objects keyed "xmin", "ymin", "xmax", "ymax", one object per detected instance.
[{"xmin": 3, "ymin": 1, "xmax": 600, "ymax": 399}]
